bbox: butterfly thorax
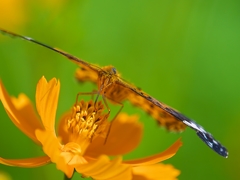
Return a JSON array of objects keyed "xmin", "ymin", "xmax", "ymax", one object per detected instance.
[{"xmin": 97, "ymin": 66, "xmax": 120, "ymax": 95}]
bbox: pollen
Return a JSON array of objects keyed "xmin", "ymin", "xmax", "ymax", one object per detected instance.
[{"xmin": 66, "ymin": 100, "xmax": 109, "ymax": 144}]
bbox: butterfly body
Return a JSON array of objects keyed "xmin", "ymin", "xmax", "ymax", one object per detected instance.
[
  {"xmin": 97, "ymin": 66, "xmax": 119, "ymax": 94},
  {"xmin": 77, "ymin": 66, "xmax": 187, "ymax": 131},
  {"xmin": 0, "ymin": 28, "xmax": 228, "ymax": 158}
]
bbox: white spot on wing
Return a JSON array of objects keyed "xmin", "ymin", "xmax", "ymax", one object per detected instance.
[
  {"xmin": 25, "ymin": 36, "xmax": 33, "ymax": 41},
  {"xmin": 183, "ymin": 120, "xmax": 207, "ymax": 133}
]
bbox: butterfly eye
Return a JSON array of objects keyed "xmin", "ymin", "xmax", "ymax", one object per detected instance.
[{"xmin": 111, "ymin": 67, "xmax": 117, "ymax": 75}]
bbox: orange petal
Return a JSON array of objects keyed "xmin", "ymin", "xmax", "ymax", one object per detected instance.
[
  {"xmin": 76, "ymin": 155, "xmax": 132, "ymax": 180},
  {"xmin": 124, "ymin": 138, "xmax": 182, "ymax": 165},
  {"xmin": 85, "ymin": 113, "xmax": 143, "ymax": 157},
  {"xmin": 36, "ymin": 76, "xmax": 60, "ymax": 131},
  {"xmin": 132, "ymin": 164, "xmax": 180, "ymax": 180},
  {"xmin": 0, "ymin": 80, "xmax": 43, "ymax": 144},
  {"xmin": 57, "ymin": 111, "xmax": 71, "ymax": 144},
  {"xmin": 0, "ymin": 156, "xmax": 50, "ymax": 167},
  {"xmin": 35, "ymin": 129, "xmax": 74, "ymax": 178}
]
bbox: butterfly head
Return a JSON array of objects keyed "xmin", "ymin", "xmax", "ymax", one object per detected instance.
[{"xmin": 102, "ymin": 66, "xmax": 119, "ymax": 76}]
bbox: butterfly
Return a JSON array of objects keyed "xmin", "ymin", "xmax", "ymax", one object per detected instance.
[{"xmin": 0, "ymin": 28, "xmax": 228, "ymax": 158}]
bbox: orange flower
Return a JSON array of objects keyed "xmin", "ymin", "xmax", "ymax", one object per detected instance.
[{"xmin": 0, "ymin": 76, "xmax": 182, "ymax": 179}]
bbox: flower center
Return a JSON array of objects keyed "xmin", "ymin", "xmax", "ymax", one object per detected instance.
[{"xmin": 64, "ymin": 100, "xmax": 109, "ymax": 155}]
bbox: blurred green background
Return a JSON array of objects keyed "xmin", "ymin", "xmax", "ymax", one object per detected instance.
[{"xmin": 0, "ymin": 0, "xmax": 239, "ymax": 179}]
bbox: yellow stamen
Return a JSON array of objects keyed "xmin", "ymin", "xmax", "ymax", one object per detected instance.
[{"xmin": 63, "ymin": 100, "xmax": 109, "ymax": 155}]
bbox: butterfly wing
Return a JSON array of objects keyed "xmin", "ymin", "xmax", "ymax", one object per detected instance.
[
  {"xmin": 116, "ymin": 78, "xmax": 228, "ymax": 157},
  {"xmin": 0, "ymin": 28, "xmax": 101, "ymax": 73},
  {"xmin": 115, "ymin": 79, "xmax": 187, "ymax": 131},
  {"xmin": 53, "ymin": 48, "xmax": 102, "ymax": 73},
  {"xmin": 75, "ymin": 67, "xmax": 98, "ymax": 84}
]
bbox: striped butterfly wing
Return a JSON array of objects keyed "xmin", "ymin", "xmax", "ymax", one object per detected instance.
[
  {"xmin": 116, "ymin": 79, "xmax": 228, "ymax": 157},
  {"xmin": 0, "ymin": 28, "xmax": 101, "ymax": 74}
]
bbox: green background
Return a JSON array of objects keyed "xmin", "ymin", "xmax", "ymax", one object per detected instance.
[{"xmin": 0, "ymin": 0, "xmax": 239, "ymax": 179}]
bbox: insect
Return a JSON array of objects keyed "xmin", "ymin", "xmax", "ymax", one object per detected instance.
[{"xmin": 0, "ymin": 28, "xmax": 228, "ymax": 158}]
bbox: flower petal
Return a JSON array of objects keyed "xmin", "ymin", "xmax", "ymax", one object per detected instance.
[
  {"xmin": 132, "ymin": 164, "xmax": 180, "ymax": 180},
  {"xmin": 35, "ymin": 129, "xmax": 74, "ymax": 178},
  {"xmin": 0, "ymin": 80, "xmax": 43, "ymax": 144},
  {"xmin": 0, "ymin": 156, "xmax": 50, "ymax": 167},
  {"xmin": 76, "ymin": 155, "xmax": 132, "ymax": 180},
  {"xmin": 36, "ymin": 76, "xmax": 60, "ymax": 132},
  {"xmin": 57, "ymin": 111, "xmax": 71, "ymax": 144},
  {"xmin": 85, "ymin": 113, "xmax": 143, "ymax": 157},
  {"xmin": 124, "ymin": 138, "xmax": 182, "ymax": 165}
]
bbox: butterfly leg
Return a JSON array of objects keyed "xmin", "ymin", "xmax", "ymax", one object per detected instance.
[
  {"xmin": 102, "ymin": 95, "xmax": 124, "ymax": 144},
  {"xmin": 90, "ymin": 89, "xmax": 98, "ymax": 100},
  {"xmin": 75, "ymin": 90, "xmax": 98, "ymax": 105}
]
